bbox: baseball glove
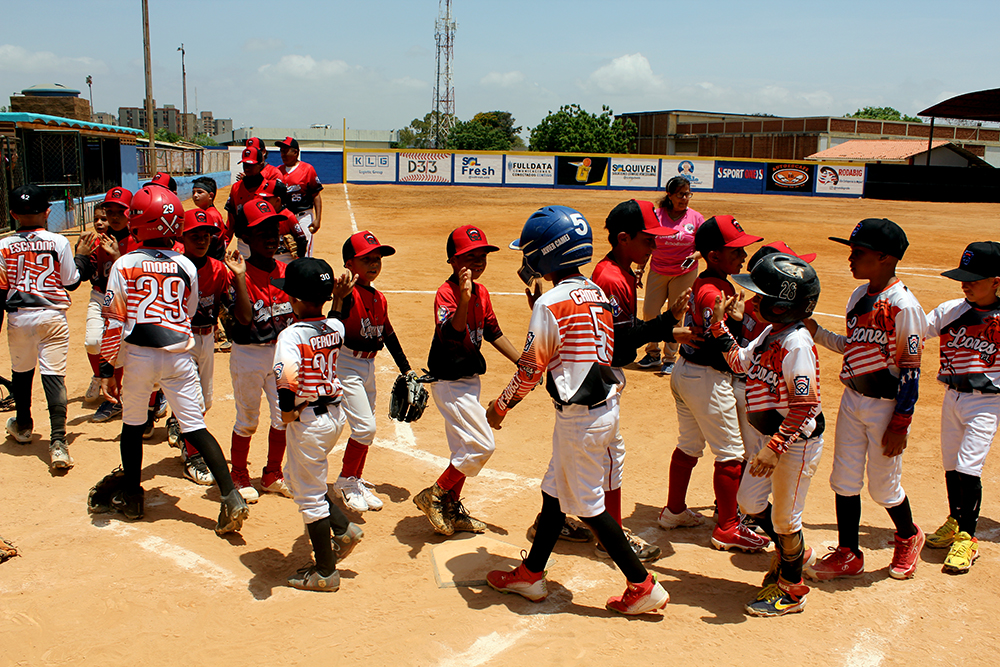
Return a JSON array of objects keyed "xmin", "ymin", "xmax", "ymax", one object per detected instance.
[
  {"xmin": 0, "ymin": 376, "xmax": 15, "ymax": 411},
  {"xmin": 87, "ymin": 467, "xmax": 127, "ymax": 514},
  {"xmin": 389, "ymin": 371, "xmax": 429, "ymax": 423},
  {"xmin": 0, "ymin": 536, "xmax": 18, "ymax": 563}
]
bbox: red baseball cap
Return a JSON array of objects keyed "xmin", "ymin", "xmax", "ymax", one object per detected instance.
[
  {"xmin": 694, "ymin": 215, "xmax": 763, "ymax": 254},
  {"xmin": 239, "ymin": 146, "xmax": 264, "ymax": 165},
  {"xmin": 243, "ymin": 199, "xmax": 284, "ymax": 229},
  {"xmin": 447, "ymin": 225, "xmax": 499, "ymax": 259},
  {"xmin": 148, "ymin": 172, "xmax": 178, "ymax": 192},
  {"xmin": 764, "ymin": 241, "xmax": 816, "ymax": 263},
  {"xmin": 103, "ymin": 187, "xmax": 133, "ymax": 210},
  {"xmin": 634, "ymin": 200, "xmax": 674, "ymax": 235},
  {"xmin": 182, "ymin": 208, "xmax": 220, "ymax": 235},
  {"xmin": 275, "ymin": 136, "xmax": 299, "ymax": 150},
  {"xmin": 245, "ymin": 137, "xmax": 266, "ymax": 152},
  {"xmin": 343, "ymin": 230, "xmax": 396, "ymax": 262}
]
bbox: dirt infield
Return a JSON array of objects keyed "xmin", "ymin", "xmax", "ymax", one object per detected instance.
[{"xmin": 2, "ymin": 184, "xmax": 998, "ymax": 666}]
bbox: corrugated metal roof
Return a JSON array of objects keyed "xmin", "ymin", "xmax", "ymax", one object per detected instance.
[
  {"xmin": 0, "ymin": 112, "xmax": 143, "ymax": 136},
  {"xmin": 807, "ymin": 139, "xmax": 950, "ymax": 161}
]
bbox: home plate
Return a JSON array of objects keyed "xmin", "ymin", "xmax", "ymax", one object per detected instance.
[{"xmin": 431, "ymin": 534, "xmax": 548, "ymax": 588}]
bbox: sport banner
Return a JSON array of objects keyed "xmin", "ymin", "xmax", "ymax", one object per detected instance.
[
  {"xmin": 398, "ymin": 152, "xmax": 452, "ymax": 183},
  {"xmin": 661, "ymin": 158, "xmax": 715, "ymax": 190},
  {"xmin": 713, "ymin": 161, "xmax": 765, "ymax": 194},
  {"xmin": 609, "ymin": 157, "xmax": 659, "ymax": 188},
  {"xmin": 556, "ymin": 156, "xmax": 608, "ymax": 187},
  {"xmin": 766, "ymin": 163, "xmax": 815, "ymax": 194},
  {"xmin": 505, "ymin": 155, "xmax": 555, "ymax": 185},
  {"xmin": 815, "ymin": 164, "xmax": 865, "ymax": 196},
  {"xmin": 346, "ymin": 153, "xmax": 396, "ymax": 182},
  {"xmin": 454, "ymin": 154, "xmax": 503, "ymax": 184}
]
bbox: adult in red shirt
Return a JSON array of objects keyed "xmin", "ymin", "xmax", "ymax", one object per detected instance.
[
  {"xmin": 244, "ymin": 138, "xmax": 283, "ymax": 181},
  {"xmin": 276, "ymin": 137, "xmax": 322, "ymax": 255}
]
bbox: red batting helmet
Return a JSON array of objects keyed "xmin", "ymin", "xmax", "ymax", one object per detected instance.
[{"xmin": 129, "ymin": 186, "xmax": 184, "ymax": 243}]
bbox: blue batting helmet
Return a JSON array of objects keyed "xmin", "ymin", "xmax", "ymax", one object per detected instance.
[{"xmin": 510, "ymin": 206, "xmax": 593, "ymax": 285}]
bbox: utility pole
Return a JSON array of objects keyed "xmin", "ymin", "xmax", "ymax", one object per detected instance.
[
  {"xmin": 142, "ymin": 0, "xmax": 157, "ymax": 174},
  {"xmin": 178, "ymin": 43, "xmax": 188, "ymax": 139},
  {"xmin": 85, "ymin": 75, "xmax": 93, "ymax": 120}
]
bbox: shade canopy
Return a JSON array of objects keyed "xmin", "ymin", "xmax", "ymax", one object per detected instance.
[{"xmin": 919, "ymin": 88, "xmax": 1000, "ymax": 122}]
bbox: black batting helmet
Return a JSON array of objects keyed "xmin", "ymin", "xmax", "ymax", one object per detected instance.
[{"xmin": 732, "ymin": 253, "xmax": 820, "ymax": 325}]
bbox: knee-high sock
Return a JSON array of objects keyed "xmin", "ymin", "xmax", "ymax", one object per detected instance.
[
  {"xmin": 120, "ymin": 423, "xmax": 145, "ymax": 492},
  {"xmin": 436, "ymin": 464, "xmax": 465, "ymax": 493},
  {"xmin": 40, "ymin": 375, "xmax": 67, "ymax": 442},
  {"xmin": 605, "ymin": 487, "xmax": 622, "ymax": 526},
  {"xmin": 945, "ymin": 469, "xmax": 963, "ymax": 523},
  {"xmin": 836, "ymin": 494, "xmax": 862, "ymax": 556},
  {"xmin": 886, "ymin": 496, "xmax": 917, "ymax": 540},
  {"xmin": 306, "ymin": 517, "xmax": 336, "ymax": 576},
  {"xmin": 582, "ymin": 510, "xmax": 648, "ymax": 584},
  {"xmin": 357, "ymin": 440, "xmax": 370, "ymax": 477},
  {"xmin": 525, "ymin": 492, "xmax": 565, "ymax": 573},
  {"xmin": 957, "ymin": 472, "xmax": 983, "ymax": 536},
  {"xmin": 87, "ymin": 353, "xmax": 102, "ymax": 376},
  {"xmin": 713, "ymin": 460, "xmax": 742, "ymax": 531},
  {"xmin": 185, "ymin": 428, "xmax": 235, "ymax": 496},
  {"xmin": 666, "ymin": 448, "xmax": 698, "ymax": 514},
  {"xmin": 752, "ymin": 503, "xmax": 779, "ymax": 544},
  {"xmin": 324, "ymin": 494, "xmax": 350, "ymax": 535},
  {"xmin": 231, "ymin": 432, "xmax": 252, "ymax": 470},
  {"xmin": 340, "ymin": 438, "xmax": 367, "ymax": 479},
  {"xmin": 11, "ymin": 369, "xmax": 33, "ymax": 430},
  {"xmin": 266, "ymin": 427, "xmax": 286, "ymax": 473},
  {"xmin": 776, "ymin": 530, "xmax": 805, "ymax": 584}
]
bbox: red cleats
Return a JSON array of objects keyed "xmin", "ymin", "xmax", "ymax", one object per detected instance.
[
  {"xmin": 804, "ymin": 546, "xmax": 864, "ymax": 581},
  {"xmin": 605, "ymin": 573, "xmax": 669, "ymax": 615},
  {"xmin": 889, "ymin": 525, "xmax": 925, "ymax": 580},
  {"xmin": 711, "ymin": 523, "xmax": 770, "ymax": 552},
  {"xmin": 487, "ymin": 562, "xmax": 548, "ymax": 602}
]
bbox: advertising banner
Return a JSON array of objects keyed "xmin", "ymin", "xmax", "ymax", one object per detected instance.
[
  {"xmin": 609, "ymin": 157, "xmax": 659, "ymax": 188},
  {"xmin": 815, "ymin": 164, "xmax": 865, "ymax": 196},
  {"xmin": 556, "ymin": 156, "xmax": 609, "ymax": 187},
  {"xmin": 766, "ymin": 163, "xmax": 815, "ymax": 194},
  {"xmin": 398, "ymin": 152, "xmax": 452, "ymax": 183},
  {"xmin": 713, "ymin": 161, "xmax": 765, "ymax": 194},
  {"xmin": 346, "ymin": 153, "xmax": 396, "ymax": 182},
  {"xmin": 661, "ymin": 158, "xmax": 715, "ymax": 190},
  {"xmin": 505, "ymin": 155, "xmax": 555, "ymax": 185},
  {"xmin": 454, "ymin": 154, "xmax": 503, "ymax": 184}
]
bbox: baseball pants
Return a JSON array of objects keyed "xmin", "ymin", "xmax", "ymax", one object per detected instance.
[
  {"xmin": 430, "ymin": 376, "xmax": 494, "ymax": 477},
  {"xmin": 337, "ymin": 351, "xmax": 377, "ymax": 446},
  {"xmin": 603, "ymin": 368, "xmax": 628, "ymax": 492},
  {"xmin": 231, "ymin": 343, "xmax": 285, "ymax": 437},
  {"xmin": 829, "ymin": 387, "xmax": 907, "ymax": 508},
  {"xmin": 84, "ymin": 290, "xmax": 104, "ymax": 356},
  {"xmin": 295, "ymin": 211, "xmax": 315, "ymax": 257},
  {"xmin": 671, "ymin": 357, "xmax": 745, "ymax": 462},
  {"xmin": 738, "ymin": 426, "xmax": 823, "ymax": 534},
  {"xmin": 541, "ymin": 394, "xmax": 620, "ymax": 518},
  {"xmin": 8, "ymin": 309, "xmax": 69, "ymax": 375},
  {"xmin": 120, "ymin": 343, "xmax": 206, "ymax": 432},
  {"xmin": 941, "ymin": 388, "xmax": 1000, "ymax": 477},
  {"xmin": 284, "ymin": 403, "xmax": 347, "ymax": 524},
  {"xmin": 191, "ymin": 332, "xmax": 215, "ymax": 412},
  {"xmin": 642, "ymin": 268, "xmax": 697, "ymax": 361}
]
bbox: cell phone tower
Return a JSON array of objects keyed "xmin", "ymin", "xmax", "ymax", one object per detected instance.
[{"xmin": 432, "ymin": 0, "xmax": 455, "ymax": 148}]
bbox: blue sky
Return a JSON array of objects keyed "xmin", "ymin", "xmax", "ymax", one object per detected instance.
[{"xmin": 2, "ymin": 0, "xmax": 996, "ymax": 136}]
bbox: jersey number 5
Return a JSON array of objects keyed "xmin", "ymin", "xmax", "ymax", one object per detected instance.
[{"xmin": 589, "ymin": 306, "xmax": 611, "ymax": 364}]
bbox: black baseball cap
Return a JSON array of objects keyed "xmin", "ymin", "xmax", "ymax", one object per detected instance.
[
  {"xmin": 830, "ymin": 218, "xmax": 908, "ymax": 260},
  {"xmin": 10, "ymin": 184, "xmax": 49, "ymax": 215},
  {"xmin": 272, "ymin": 257, "xmax": 335, "ymax": 302},
  {"xmin": 942, "ymin": 242, "xmax": 1000, "ymax": 281}
]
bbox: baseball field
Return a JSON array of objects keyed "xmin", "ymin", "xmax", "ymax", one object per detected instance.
[{"xmin": 2, "ymin": 183, "xmax": 997, "ymax": 666}]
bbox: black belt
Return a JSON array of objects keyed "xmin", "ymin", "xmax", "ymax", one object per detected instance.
[
  {"xmin": 950, "ymin": 386, "xmax": 998, "ymax": 395},
  {"xmin": 309, "ymin": 398, "xmax": 340, "ymax": 415},
  {"xmin": 553, "ymin": 398, "xmax": 608, "ymax": 412}
]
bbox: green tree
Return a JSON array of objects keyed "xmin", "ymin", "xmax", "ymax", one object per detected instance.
[
  {"xmin": 446, "ymin": 111, "xmax": 524, "ymax": 150},
  {"xmin": 528, "ymin": 104, "xmax": 637, "ymax": 153},
  {"xmin": 393, "ymin": 111, "xmax": 456, "ymax": 149},
  {"xmin": 144, "ymin": 128, "xmax": 184, "ymax": 143},
  {"xmin": 848, "ymin": 106, "xmax": 922, "ymax": 123},
  {"xmin": 191, "ymin": 133, "xmax": 218, "ymax": 147}
]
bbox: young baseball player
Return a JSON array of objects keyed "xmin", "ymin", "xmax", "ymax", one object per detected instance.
[
  {"xmin": 244, "ymin": 137, "xmax": 283, "ymax": 182},
  {"xmin": 225, "ymin": 146, "xmax": 269, "ymax": 244},
  {"xmin": 413, "ymin": 225, "xmax": 520, "ymax": 535},
  {"xmin": 922, "ymin": 241, "xmax": 1000, "ymax": 573},
  {"xmin": 227, "ymin": 199, "xmax": 296, "ymax": 503},
  {"xmin": 1, "ymin": 184, "xmax": 95, "ymax": 469},
  {"xmin": 249, "ymin": 179, "xmax": 308, "ymax": 265},
  {"xmin": 708, "ymin": 253, "xmax": 823, "ymax": 616},
  {"xmin": 586, "ymin": 199, "xmax": 693, "ymax": 561},
  {"xmin": 485, "ymin": 205, "xmax": 669, "ymax": 615},
  {"xmin": 332, "ymin": 230, "xmax": 414, "ymax": 512},
  {"xmin": 805, "ymin": 218, "xmax": 927, "ymax": 581},
  {"xmin": 272, "ymin": 257, "xmax": 364, "ymax": 591},
  {"xmin": 86, "ymin": 185, "xmax": 249, "ymax": 534},
  {"xmin": 658, "ymin": 215, "xmax": 771, "ymax": 553},
  {"xmin": 189, "ymin": 176, "xmax": 228, "ymax": 260},
  {"xmin": 171, "ymin": 209, "xmax": 251, "ymax": 484}
]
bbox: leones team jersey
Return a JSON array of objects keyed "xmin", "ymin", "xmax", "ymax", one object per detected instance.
[
  {"xmin": 273, "ymin": 317, "xmax": 345, "ymax": 403},
  {"xmin": 927, "ymin": 298, "xmax": 1000, "ymax": 393}
]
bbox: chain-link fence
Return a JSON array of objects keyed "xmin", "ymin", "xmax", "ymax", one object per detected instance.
[{"xmin": 137, "ymin": 145, "xmax": 230, "ymax": 179}]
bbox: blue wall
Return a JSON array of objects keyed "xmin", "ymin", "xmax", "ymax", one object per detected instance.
[{"xmin": 265, "ymin": 151, "xmax": 344, "ymax": 184}]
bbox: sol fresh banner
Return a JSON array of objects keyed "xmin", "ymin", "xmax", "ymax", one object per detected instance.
[{"xmin": 454, "ymin": 154, "xmax": 503, "ymax": 184}]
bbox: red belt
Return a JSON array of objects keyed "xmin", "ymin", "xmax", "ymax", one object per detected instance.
[
  {"xmin": 346, "ymin": 347, "xmax": 377, "ymax": 359},
  {"xmin": 192, "ymin": 325, "xmax": 215, "ymax": 336}
]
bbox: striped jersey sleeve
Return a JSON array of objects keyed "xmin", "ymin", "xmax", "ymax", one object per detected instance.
[
  {"xmin": 927, "ymin": 298, "xmax": 1000, "ymax": 393},
  {"xmin": 0, "ymin": 229, "xmax": 79, "ymax": 310},
  {"xmin": 273, "ymin": 318, "xmax": 345, "ymax": 404}
]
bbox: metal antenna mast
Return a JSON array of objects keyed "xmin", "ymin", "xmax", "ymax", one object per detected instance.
[{"xmin": 432, "ymin": 0, "xmax": 455, "ymax": 148}]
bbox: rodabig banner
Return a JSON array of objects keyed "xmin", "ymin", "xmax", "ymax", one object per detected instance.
[{"xmin": 815, "ymin": 164, "xmax": 865, "ymax": 196}]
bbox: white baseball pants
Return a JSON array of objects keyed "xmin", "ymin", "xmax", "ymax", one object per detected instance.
[
  {"xmin": 120, "ymin": 343, "xmax": 206, "ymax": 431},
  {"xmin": 671, "ymin": 356, "xmax": 745, "ymax": 463},
  {"xmin": 738, "ymin": 426, "xmax": 823, "ymax": 534},
  {"xmin": 430, "ymin": 376, "xmax": 494, "ymax": 477},
  {"xmin": 284, "ymin": 404, "xmax": 347, "ymax": 524},
  {"xmin": 230, "ymin": 343, "xmax": 285, "ymax": 437},
  {"xmin": 941, "ymin": 388, "xmax": 1000, "ymax": 477},
  {"xmin": 336, "ymin": 351, "xmax": 377, "ymax": 446},
  {"xmin": 191, "ymin": 332, "xmax": 215, "ymax": 412},
  {"xmin": 8, "ymin": 309, "xmax": 69, "ymax": 375}
]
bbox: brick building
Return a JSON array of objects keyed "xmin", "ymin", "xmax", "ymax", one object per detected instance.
[{"xmin": 9, "ymin": 83, "xmax": 91, "ymax": 121}]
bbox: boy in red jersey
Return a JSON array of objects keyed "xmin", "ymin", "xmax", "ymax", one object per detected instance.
[
  {"xmin": 920, "ymin": 242, "xmax": 1000, "ymax": 573},
  {"xmin": 225, "ymin": 146, "xmax": 269, "ymax": 243},
  {"xmin": 485, "ymin": 205, "xmax": 669, "ymax": 615},
  {"xmin": 227, "ymin": 200, "xmax": 296, "ymax": 502},
  {"xmin": 805, "ymin": 218, "xmax": 927, "ymax": 581},
  {"xmin": 332, "ymin": 231, "xmax": 415, "ymax": 512},
  {"xmin": 413, "ymin": 225, "xmax": 520, "ymax": 535},
  {"xmin": 249, "ymin": 179, "xmax": 308, "ymax": 265},
  {"xmin": 659, "ymin": 215, "xmax": 771, "ymax": 553},
  {"xmin": 190, "ymin": 176, "xmax": 228, "ymax": 260},
  {"xmin": 273, "ymin": 258, "xmax": 363, "ymax": 591}
]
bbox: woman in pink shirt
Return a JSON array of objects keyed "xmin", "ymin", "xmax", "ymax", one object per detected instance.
[{"xmin": 636, "ymin": 176, "xmax": 704, "ymax": 374}]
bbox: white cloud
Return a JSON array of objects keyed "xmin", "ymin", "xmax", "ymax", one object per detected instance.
[
  {"xmin": 390, "ymin": 77, "xmax": 427, "ymax": 89},
  {"xmin": 0, "ymin": 44, "xmax": 107, "ymax": 77},
  {"xmin": 480, "ymin": 71, "xmax": 524, "ymax": 88},
  {"xmin": 242, "ymin": 38, "xmax": 285, "ymax": 53},
  {"xmin": 586, "ymin": 53, "xmax": 663, "ymax": 95},
  {"xmin": 257, "ymin": 55, "xmax": 352, "ymax": 81}
]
